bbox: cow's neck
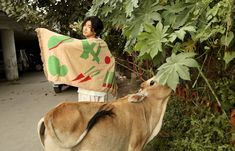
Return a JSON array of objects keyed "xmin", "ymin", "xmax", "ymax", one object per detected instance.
[{"xmin": 143, "ymin": 96, "xmax": 170, "ymax": 143}]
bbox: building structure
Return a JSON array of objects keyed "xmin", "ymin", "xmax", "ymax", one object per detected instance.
[{"xmin": 0, "ymin": 11, "xmax": 38, "ymax": 80}]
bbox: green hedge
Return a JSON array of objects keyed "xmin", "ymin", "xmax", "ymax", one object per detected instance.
[{"xmin": 144, "ymin": 97, "xmax": 235, "ymax": 151}]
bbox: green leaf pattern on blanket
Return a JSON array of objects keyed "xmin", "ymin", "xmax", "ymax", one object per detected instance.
[
  {"xmin": 48, "ymin": 35, "xmax": 73, "ymax": 50},
  {"xmin": 81, "ymin": 39, "xmax": 101, "ymax": 63},
  {"xmin": 48, "ymin": 55, "xmax": 68, "ymax": 76}
]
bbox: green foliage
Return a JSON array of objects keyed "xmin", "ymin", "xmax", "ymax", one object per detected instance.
[
  {"xmin": 156, "ymin": 53, "xmax": 199, "ymax": 90},
  {"xmin": 213, "ymin": 78, "xmax": 235, "ymax": 112},
  {"xmin": 144, "ymin": 97, "xmax": 234, "ymax": 151},
  {"xmin": 135, "ymin": 23, "xmax": 169, "ymax": 58},
  {"xmin": 124, "ymin": 0, "xmax": 139, "ymax": 17},
  {"xmin": 162, "ymin": 0, "xmax": 196, "ymax": 29},
  {"xmin": 169, "ymin": 26, "xmax": 196, "ymax": 42},
  {"xmin": 103, "ymin": 29, "xmax": 126, "ymax": 54},
  {"xmin": 223, "ymin": 51, "xmax": 235, "ymax": 65},
  {"xmin": 221, "ymin": 31, "xmax": 234, "ymax": 47},
  {"xmin": 123, "ymin": 1, "xmax": 164, "ymax": 38},
  {"xmin": 0, "ymin": 0, "xmax": 44, "ymax": 26},
  {"xmin": 0, "ymin": 0, "xmax": 92, "ymax": 32},
  {"xmin": 89, "ymin": 0, "xmax": 234, "ymax": 91},
  {"xmin": 194, "ymin": 0, "xmax": 232, "ymax": 42},
  {"xmin": 89, "ymin": 0, "xmax": 165, "ymax": 52}
]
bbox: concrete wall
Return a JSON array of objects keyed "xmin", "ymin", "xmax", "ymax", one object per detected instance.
[{"xmin": 0, "ymin": 29, "xmax": 18, "ymax": 80}]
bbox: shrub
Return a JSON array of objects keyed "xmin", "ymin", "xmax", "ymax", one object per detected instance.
[{"xmin": 144, "ymin": 97, "xmax": 234, "ymax": 151}]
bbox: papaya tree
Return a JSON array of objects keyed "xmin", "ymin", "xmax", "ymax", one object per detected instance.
[{"xmin": 87, "ymin": 0, "xmax": 234, "ymax": 93}]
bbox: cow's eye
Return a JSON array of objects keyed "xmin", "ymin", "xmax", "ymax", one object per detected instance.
[{"xmin": 150, "ymin": 80, "xmax": 155, "ymax": 86}]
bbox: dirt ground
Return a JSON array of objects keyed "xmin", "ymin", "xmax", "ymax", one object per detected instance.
[{"xmin": 0, "ymin": 71, "xmax": 140, "ymax": 151}]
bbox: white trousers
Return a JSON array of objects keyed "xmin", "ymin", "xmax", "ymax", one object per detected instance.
[{"xmin": 77, "ymin": 88, "xmax": 115, "ymax": 102}]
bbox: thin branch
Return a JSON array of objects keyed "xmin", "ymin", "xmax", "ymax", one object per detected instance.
[
  {"xmin": 192, "ymin": 54, "xmax": 208, "ymax": 88},
  {"xmin": 115, "ymin": 57, "xmax": 154, "ymax": 80},
  {"xmin": 197, "ymin": 67, "xmax": 229, "ymax": 119},
  {"xmin": 115, "ymin": 61, "xmax": 145, "ymax": 81}
]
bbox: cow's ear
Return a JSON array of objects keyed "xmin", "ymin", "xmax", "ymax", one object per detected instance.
[{"xmin": 128, "ymin": 93, "xmax": 146, "ymax": 103}]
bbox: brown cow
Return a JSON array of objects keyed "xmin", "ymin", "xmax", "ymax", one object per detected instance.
[{"xmin": 37, "ymin": 77, "xmax": 172, "ymax": 151}]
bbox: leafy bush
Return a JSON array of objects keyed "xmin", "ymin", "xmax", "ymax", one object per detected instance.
[
  {"xmin": 144, "ymin": 97, "xmax": 234, "ymax": 151},
  {"xmin": 88, "ymin": 0, "xmax": 234, "ymax": 92},
  {"xmin": 213, "ymin": 78, "xmax": 235, "ymax": 112}
]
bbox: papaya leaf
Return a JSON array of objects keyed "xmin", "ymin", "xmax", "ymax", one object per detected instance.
[
  {"xmin": 156, "ymin": 52, "xmax": 199, "ymax": 91},
  {"xmin": 169, "ymin": 26, "xmax": 196, "ymax": 41},
  {"xmin": 162, "ymin": 1, "xmax": 195, "ymax": 29},
  {"xmin": 124, "ymin": 0, "xmax": 139, "ymax": 17},
  {"xmin": 135, "ymin": 22, "xmax": 169, "ymax": 58},
  {"xmin": 167, "ymin": 67, "xmax": 179, "ymax": 90},
  {"xmin": 175, "ymin": 30, "xmax": 186, "ymax": 41},
  {"xmin": 156, "ymin": 66, "xmax": 172, "ymax": 85},
  {"xmin": 176, "ymin": 65, "xmax": 190, "ymax": 80},
  {"xmin": 123, "ymin": 1, "xmax": 164, "ymax": 38}
]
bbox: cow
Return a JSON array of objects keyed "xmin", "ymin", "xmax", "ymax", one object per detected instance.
[{"xmin": 37, "ymin": 76, "xmax": 172, "ymax": 151}]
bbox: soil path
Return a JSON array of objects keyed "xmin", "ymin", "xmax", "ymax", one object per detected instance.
[{"xmin": 0, "ymin": 72, "xmax": 77, "ymax": 151}]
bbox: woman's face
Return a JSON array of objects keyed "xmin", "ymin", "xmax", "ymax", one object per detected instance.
[{"xmin": 82, "ymin": 20, "xmax": 96, "ymax": 39}]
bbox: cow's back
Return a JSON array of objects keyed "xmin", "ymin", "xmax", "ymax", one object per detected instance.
[{"xmin": 72, "ymin": 99, "xmax": 149, "ymax": 151}]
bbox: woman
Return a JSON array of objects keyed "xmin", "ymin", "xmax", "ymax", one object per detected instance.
[{"xmin": 77, "ymin": 16, "xmax": 116, "ymax": 102}]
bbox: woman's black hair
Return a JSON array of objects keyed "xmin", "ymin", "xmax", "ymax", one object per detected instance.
[{"xmin": 82, "ymin": 16, "xmax": 104, "ymax": 37}]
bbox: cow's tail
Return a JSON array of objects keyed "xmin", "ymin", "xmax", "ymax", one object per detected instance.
[
  {"xmin": 48, "ymin": 104, "xmax": 114, "ymax": 148},
  {"xmin": 73, "ymin": 104, "xmax": 115, "ymax": 146},
  {"xmin": 37, "ymin": 117, "xmax": 45, "ymax": 148}
]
